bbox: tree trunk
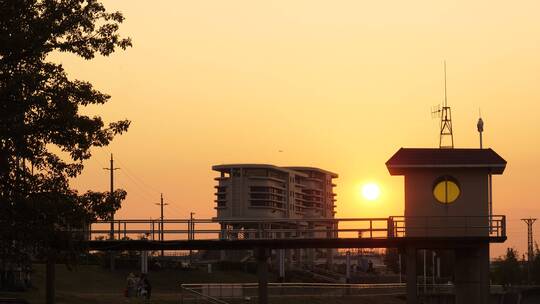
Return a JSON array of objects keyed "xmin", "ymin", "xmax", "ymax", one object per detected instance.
[{"xmin": 46, "ymin": 251, "xmax": 56, "ymax": 304}]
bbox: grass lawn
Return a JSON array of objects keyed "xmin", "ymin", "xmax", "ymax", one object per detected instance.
[
  {"xmin": 0, "ymin": 263, "xmax": 260, "ymax": 304},
  {"xmin": 0, "ymin": 263, "xmax": 404, "ymax": 304}
]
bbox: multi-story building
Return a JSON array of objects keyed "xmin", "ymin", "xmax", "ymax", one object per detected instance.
[
  {"xmin": 212, "ymin": 164, "xmax": 337, "ymax": 221},
  {"xmin": 212, "ymin": 164, "xmax": 338, "ymax": 267}
]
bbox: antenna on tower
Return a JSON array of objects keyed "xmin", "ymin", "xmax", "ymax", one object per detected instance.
[
  {"xmin": 431, "ymin": 61, "xmax": 454, "ymax": 148},
  {"xmin": 477, "ymin": 108, "xmax": 484, "ymax": 149}
]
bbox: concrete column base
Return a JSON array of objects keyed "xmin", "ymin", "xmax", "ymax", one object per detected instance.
[
  {"xmin": 256, "ymin": 248, "xmax": 269, "ymax": 304},
  {"xmin": 406, "ymin": 246, "xmax": 418, "ymax": 304},
  {"xmin": 454, "ymin": 243, "xmax": 490, "ymax": 304}
]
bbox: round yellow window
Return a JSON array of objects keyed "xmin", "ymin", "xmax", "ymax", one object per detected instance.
[{"xmin": 433, "ymin": 177, "xmax": 460, "ymax": 204}]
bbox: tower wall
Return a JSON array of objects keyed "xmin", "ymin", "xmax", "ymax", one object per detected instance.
[{"xmin": 403, "ymin": 168, "xmax": 489, "ymax": 237}]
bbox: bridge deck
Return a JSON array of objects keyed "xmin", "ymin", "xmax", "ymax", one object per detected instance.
[
  {"xmin": 80, "ymin": 215, "xmax": 506, "ymax": 251},
  {"xmin": 83, "ymin": 236, "xmax": 506, "ymax": 251}
]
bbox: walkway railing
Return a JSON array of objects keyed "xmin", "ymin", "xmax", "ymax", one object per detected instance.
[
  {"xmin": 180, "ymin": 284, "xmax": 230, "ymax": 304},
  {"xmin": 87, "ymin": 215, "xmax": 505, "ymax": 241},
  {"xmin": 180, "ymin": 283, "xmax": 406, "ymax": 302},
  {"xmin": 179, "ymin": 282, "xmax": 508, "ymax": 302}
]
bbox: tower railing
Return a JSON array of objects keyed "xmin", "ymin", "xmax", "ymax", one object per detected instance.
[{"xmin": 389, "ymin": 215, "xmax": 506, "ymax": 238}]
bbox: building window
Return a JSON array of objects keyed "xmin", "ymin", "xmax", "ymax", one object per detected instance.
[
  {"xmin": 250, "ymin": 186, "xmax": 284, "ymax": 195},
  {"xmin": 250, "ymin": 201, "xmax": 268, "ymax": 207},
  {"xmin": 250, "ymin": 193, "xmax": 283, "ymax": 201},
  {"xmin": 268, "ymin": 170, "xmax": 286, "ymax": 180},
  {"xmin": 244, "ymin": 168, "xmax": 267, "ymax": 177},
  {"xmin": 251, "ymin": 186, "xmax": 266, "ymax": 192},
  {"xmin": 249, "ymin": 201, "xmax": 284, "ymax": 209},
  {"xmin": 433, "ymin": 176, "xmax": 460, "ymax": 204}
]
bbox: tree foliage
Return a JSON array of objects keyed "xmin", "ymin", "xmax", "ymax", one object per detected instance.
[
  {"xmin": 491, "ymin": 248, "xmax": 524, "ymax": 286},
  {"xmin": 531, "ymin": 245, "xmax": 540, "ymax": 284},
  {"xmin": 0, "ymin": 0, "xmax": 131, "ymax": 261}
]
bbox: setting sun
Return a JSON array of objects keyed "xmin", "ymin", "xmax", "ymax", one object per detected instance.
[{"xmin": 362, "ymin": 183, "xmax": 381, "ymax": 201}]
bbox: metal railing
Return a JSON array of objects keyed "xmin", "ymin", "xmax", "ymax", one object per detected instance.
[
  {"xmin": 181, "ymin": 285, "xmax": 230, "ymax": 304},
  {"xmin": 180, "ymin": 283, "xmax": 406, "ymax": 302},
  {"xmin": 88, "ymin": 215, "xmax": 506, "ymax": 241},
  {"xmin": 180, "ymin": 282, "xmax": 509, "ymax": 302},
  {"xmin": 390, "ymin": 215, "xmax": 506, "ymax": 238}
]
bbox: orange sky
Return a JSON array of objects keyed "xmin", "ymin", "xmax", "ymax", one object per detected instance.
[{"xmin": 52, "ymin": 0, "xmax": 540, "ymax": 257}]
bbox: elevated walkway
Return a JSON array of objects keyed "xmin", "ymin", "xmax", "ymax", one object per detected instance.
[{"xmin": 74, "ymin": 215, "xmax": 505, "ymax": 251}]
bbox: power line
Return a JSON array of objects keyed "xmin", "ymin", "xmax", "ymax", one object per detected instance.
[
  {"xmin": 118, "ymin": 170, "xmax": 158, "ymax": 202},
  {"xmin": 91, "ymin": 153, "xmax": 188, "ymax": 218},
  {"xmin": 114, "ymin": 156, "xmax": 162, "ymax": 194}
]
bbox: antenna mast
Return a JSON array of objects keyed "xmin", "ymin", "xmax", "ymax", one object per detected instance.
[
  {"xmin": 477, "ymin": 109, "xmax": 484, "ymax": 149},
  {"xmin": 439, "ymin": 61, "xmax": 454, "ymax": 148}
]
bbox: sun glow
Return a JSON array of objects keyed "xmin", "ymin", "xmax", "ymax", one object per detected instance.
[{"xmin": 362, "ymin": 183, "xmax": 381, "ymax": 201}]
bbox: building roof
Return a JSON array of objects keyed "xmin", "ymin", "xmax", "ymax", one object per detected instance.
[
  {"xmin": 285, "ymin": 166, "xmax": 338, "ymax": 178},
  {"xmin": 213, "ymin": 163, "xmax": 296, "ymax": 172},
  {"xmin": 212, "ymin": 164, "xmax": 338, "ymax": 177},
  {"xmin": 212, "ymin": 164, "xmax": 308, "ymax": 176},
  {"xmin": 386, "ymin": 148, "xmax": 507, "ymax": 175}
]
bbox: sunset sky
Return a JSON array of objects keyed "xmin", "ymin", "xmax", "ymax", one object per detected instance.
[{"xmin": 52, "ymin": 0, "xmax": 540, "ymax": 257}]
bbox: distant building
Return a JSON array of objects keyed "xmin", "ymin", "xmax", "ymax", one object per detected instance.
[
  {"xmin": 212, "ymin": 164, "xmax": 337, "ymax": 220},
  {"xmin": 212, "ymin": 164, "xmax": 338, "ymax": 266}
]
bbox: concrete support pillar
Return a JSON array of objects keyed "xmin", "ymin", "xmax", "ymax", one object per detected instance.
[
  {"xmin": 326, "ymin": 225, "xmax": 334, "ymax": 270},
  {"xmin": 256, "ymin": 248, "xmax": 269, "ymax": 304},
  {"xmin": 141, "ymin": 251, "xmax": 148, "ymax": 274},
  {"xmin": 431, "ymin": 251, "xmax": 436, "ymax": 285},
  {"xmin": 345, "ymin": 251, "xmax": 351, "ymax": 283},
  {"xmin": 455, "ymin": 244, "xmax": 489, "ymax": 304},
  {"xmin": 406, "ymin": 246, "xmax": 418, "ymax": 304},
  {"xmin": 326, "ymin": 249, "xmax": 333, "ymax": 269},
  {"xmin": 295, "ymin": 249, "xmax": 302, "ymax": 266},
  {"xmin": 109, "ymin": 253, "xmax": 115, "ymax": 271},
  {"xmin": 307, "ymin": 223, "xmax": 315, "ymax": 266},
  {"xmin": 278, "ymin": 249, "xmax": 285, "ymax": 282},
  {"xmin": 219, "ymin": 223, "xmax": 226, "ymax": 261},
  {"xmin": 436, "ymin": 257, "xmax": 441, "ymax": 278},
  {"xmin": 398, "ymin": 253, "xmax": 402, "ymax": 283},
  {"xmin": 307, "ymin": 249, "xmax": 315, "ymax": 267},
  {"xmin": 285, "ymin": 249, "xmax": 292, "ymax": 268},
  {"xmin": 422, "ymin": 250, "xmax": 427, "ymax": 293},
  {"xmin": 220, "ymin": 250, "xmax": 227, "ymax": 261}
]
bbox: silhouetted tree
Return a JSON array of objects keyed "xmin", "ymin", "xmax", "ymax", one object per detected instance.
[
  {"xmin": 491, "ymin": 248, "xmax": 524, "ymax": 287},
  {"xmin": 0, "ymin": 1, "xmax": 131, "ymax": 302},
  {"xmin": 529, "ymin": 244, "xmax": 540, "ymax": 284}
]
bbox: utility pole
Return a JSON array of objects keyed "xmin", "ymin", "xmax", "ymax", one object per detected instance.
[
  {"xmin": 423, "ymin": 250, "xmax": 427, "ymax": 292},
  {"xmin": 155, "ymin": 193, "xmax": 168, "ymax": 257},
  {"xmin": 103, "ymin": 154, "xmax": 119, "ymax": 271},
  {"xmin": 522, "ymin": 218, "xmax": 537, "ymax": 284}
]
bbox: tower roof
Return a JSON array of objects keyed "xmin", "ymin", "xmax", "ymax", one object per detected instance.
[{"xmin": 386, "ymin": 148, "xmax": 506, "ymax": 175}]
